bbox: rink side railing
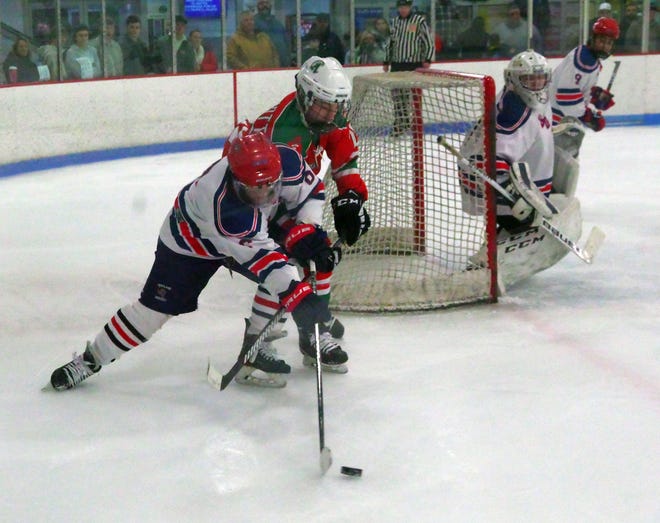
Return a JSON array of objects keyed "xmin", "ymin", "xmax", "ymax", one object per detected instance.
[{"xmin": 1, "ymin": 55, "xmax": 659, "ymax": 178}]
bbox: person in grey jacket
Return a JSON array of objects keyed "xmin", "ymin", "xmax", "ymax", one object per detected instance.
[
  {"xmin": 65, "ymin": 25, "xmax": 101, "ymax": 79},
  {"xmin": 90, "ymin": 17, "xmax": 123, "ymax": 77}
]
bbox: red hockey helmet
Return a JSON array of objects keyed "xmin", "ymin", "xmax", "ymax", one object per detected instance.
[
  {"xmin": 227, "ymin": 132, "xmax": 282, "ymax": 208},
  {"xmin": 592, "ymin": 17, "xmax": 620, "ymax": 40}
]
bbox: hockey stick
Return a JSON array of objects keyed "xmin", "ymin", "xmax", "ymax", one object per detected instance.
[
  {"xmin": 207, "ymin": 239, "xmax": 343, "ymax": 391},
  {"xmin": 606, "ymin": 60, "xmax": 621, "ymax": 91},
  {"xmin": 309, "ymin": 260, "xmax": 333, "ymax": 474},
  {"xmin": 437, "ymin": 136, "xmax": 604, "ymax": 264},
  {"xmin": 207, "ymin": 305, "xmax": 289, "ymax": 391}
]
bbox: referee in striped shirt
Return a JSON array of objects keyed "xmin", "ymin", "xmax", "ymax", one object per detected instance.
[{"xmin": 383, "ymin": 0, "xmax": 435, "ymax": 135}]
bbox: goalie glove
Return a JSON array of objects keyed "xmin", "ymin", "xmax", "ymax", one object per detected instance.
[
  {"xmin": 590, "ymin": 86, "xmax": 615, "ymax": 111},
  {"xmin": 331, "ymin": 190, "xmax": 371, "ymax": 246},
  {"xmin": 580, "ymin": 108, "xmax": 606, "ymax": 132},
  {"xmin": 502, "ymin": 180, "xmax": 535, "ymax": 225},
  {"xmin": 284, "ymin": 224, "xmax": 341, "ymax": 273}
]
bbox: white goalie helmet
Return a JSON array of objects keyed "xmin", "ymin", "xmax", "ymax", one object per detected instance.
[
  {"xmin": 504, "ymin": 50, "xmax": 552, "ymax": 108},
  {"xmin": 295, "ymin": 56, "xmax": 352, "ymax": 132}
]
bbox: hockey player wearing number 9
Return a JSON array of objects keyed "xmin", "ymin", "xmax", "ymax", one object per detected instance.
[
  {"xmin": 49, "ymin": 132, "xmax": 347, "ymax": 391},
  {"xmin": 459, "ymin": 50, "xmax": 586, "ymax": 286},
  {"xmin": 222, "ymin": 55, "xmax": 370, "ymax": 363},
  {"xmin": 549, "ymin": 17, "xmax": 620, "ymax": 133}
]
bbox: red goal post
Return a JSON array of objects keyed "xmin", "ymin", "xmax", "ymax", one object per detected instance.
[{"xmin": 321, "ymin": 69, "xmax": 498, "ymax": 312}]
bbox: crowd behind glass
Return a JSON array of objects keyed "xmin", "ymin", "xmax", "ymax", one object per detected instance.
[{"xmin": 1, "ymin": 0, "xmax": 658, "ymax": 85}]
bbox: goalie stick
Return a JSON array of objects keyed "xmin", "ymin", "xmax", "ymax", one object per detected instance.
[
  {"xmin": 309, "ymin": 259, "xmax": 333, "ymax": 474},
  {"xmin": 437, "ymin": 136, "xmax": 605, "ymax": 264},
  {"xmin": 207, "ymin": 239, "xmax": 343, "ymax": 391}
]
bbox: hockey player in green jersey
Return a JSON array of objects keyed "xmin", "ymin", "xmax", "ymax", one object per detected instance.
[{"xmin": 223, "ymin": 56, "xmax": 370, "ymax": 376}]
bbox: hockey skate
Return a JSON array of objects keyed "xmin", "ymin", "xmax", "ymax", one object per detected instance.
[
  {"xmin": 234, "ymin": 323, "xmax": 291, "ymax": 388},
  {"xmin": 325, "ymin": 316, "xmax": 345, "ymax": 338},
  {"xmin": 298, "ymin": 327, "xmax": 348, "ymax": 374},
  {"xmin": 48, "ymin": 342, "xmax": 101, "ymax": 391}
]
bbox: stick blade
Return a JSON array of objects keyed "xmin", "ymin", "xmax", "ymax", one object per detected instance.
[
  {"xmin": 582, "ymin": 226, "xmax": 606, "ymax": 264},
  {"xmin": 320, "ymin": 447, "xmax": 333, "ymax": 474},
  {"xmin": 206, "ymin": 358, "xmax": 224, "ymax": 390}
]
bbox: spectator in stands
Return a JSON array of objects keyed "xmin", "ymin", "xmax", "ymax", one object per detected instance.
[
  {"xmin": 3, "ymin": 37, "xmax": 40, "ymax": 84},
  {"xmin": 355, "ymin": 30, "xmax": 386, "ymax": 64},
  {"xmin": 189, "ymin": 29, "xmax": 218, "ymax": 72},
  {"xmin": 227, "ymin": 10, "xmax": 279, "ymax": 69},
  {"xmin": 590, "ymin": 2, "xmax": 614, "ymax": 27},
  {"xmin": 154, "ymin": 15, "xmax": 196, "ymax": 73},
  {"xmin": 65, "ymin": 25, "xmax": 102, "ymax": 79},
  {"xmin": 254, "ymin": 0, "xmax": 291, "ymax": 67},
  {"xmin": 121, "ymin": 15, "xmax": 151, "ymax": 76},
  {"xmin": 38, "ymin": 25, "xmax": 70, "ymax": 81},
  {"xmin": 620, "ymin": 1, "xmax": 640, "ymax": 44},
  {"xmin": 90, "ymin": 17, "xmax": 123, "ymax": 77},
  {"xmin": 302, "ymin": 13, "xmax": 345, "ymax": 64},
  {"xmin": 492, "ymin": 2, "xmax": 543, "ymax": 57},
  {"xmin": 457, "ymin": 16, "xmax": 490, "ymax": 59},
  {"xmin": 625, "ymin": 0, "xmax": 659, "ymax": 51},
  {"xmin": 373, "ymin": 17, "xmax": 391, "ymax": 50}
]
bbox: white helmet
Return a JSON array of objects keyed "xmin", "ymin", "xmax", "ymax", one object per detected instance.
[
  {"xmin": 295, "ymin": 56, "xmax": 352, "ymax": 132},
  {"xmin": 504, "ymin": 50, "xmax": 552, "ymax": 108}
]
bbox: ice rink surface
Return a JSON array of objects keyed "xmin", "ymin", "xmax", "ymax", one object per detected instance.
[{"xmin": 1, "ymin": 127, "xmax": 659, "ymax": 522}]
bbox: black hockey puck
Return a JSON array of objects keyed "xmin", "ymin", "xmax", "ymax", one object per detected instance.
[{"xmin": 340, "ymin": 466, "xmax": 362, "ymax": 477}]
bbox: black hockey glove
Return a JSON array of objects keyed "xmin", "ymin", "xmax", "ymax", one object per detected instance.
[
  {"xmin": 590, "ymin": 86, "xmax": 615, "ymax": 111},
  {"xmin": 284, "ymin": 223, "xmax": 340, "ymax": 272},
  {"xmin": 331, "ymin": 190, "xmax": 371, "ymax": 246}
]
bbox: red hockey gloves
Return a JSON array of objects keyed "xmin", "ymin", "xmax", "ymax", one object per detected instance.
[
  {"xmin": 284, "ymin": 223, "xmax": 340, "ymax": 273},
  {"xmin": 331, "ymin": 190, "xmax": 371, "ymax": 246},
  {"xmin": 280, "ymin": 281, "xmax": 331, "ymax": 332},
  {"xmin": 590, "ymin": 86, "xmax": 615, "ymax": 111},
  {"xmin": 579, "ymin": 108, "xmax": 606, "ymax": 132}
]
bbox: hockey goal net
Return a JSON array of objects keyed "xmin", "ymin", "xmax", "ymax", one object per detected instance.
[{"xmin": 322, "ymin": 69, "xmax": 498, "ymax": 312}]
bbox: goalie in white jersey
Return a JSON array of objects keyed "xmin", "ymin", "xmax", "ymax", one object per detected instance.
[
  {"xmin": 49, "ymin": 132, "xmax": 346, "ymax": 391},
  {"xmin": 462, "ymin": 50, "xmax": 554, "ymax": 235},
  {"xmin": 459, "ymin": 50, "xmax": 586, "ymax": 287}
]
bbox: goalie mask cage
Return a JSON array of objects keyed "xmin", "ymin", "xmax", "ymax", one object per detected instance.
[{"xmin": 322, "ymin": 69, "xmax": 498, "ymax": 312}]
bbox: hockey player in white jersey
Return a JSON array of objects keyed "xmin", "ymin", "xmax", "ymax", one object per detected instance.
[
  {"xmin": 49, "ymin": 132, "xmax": 346, "ymax": 391},
  {"xmin": 550, "ymin": 17, "xmax": 620, "ymax": 132},
  {"xmin": 459, "ymin": 50, "xmax": 584, "ymax": 287}
]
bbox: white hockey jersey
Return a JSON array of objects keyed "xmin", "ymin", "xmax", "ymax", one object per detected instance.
[
  {"xmin": 549, "ymin": 45, "xmax": 603, "ymax": 126},
  {"xmin": 158, "ymin": 144, "xmax": 325, "ymax": 295},
  {"xmin": 459, "ymin": 88, "xmax": 554, "ymax": 218}
]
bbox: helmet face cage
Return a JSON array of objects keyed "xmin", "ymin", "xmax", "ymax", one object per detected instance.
[
  {"xmin": 232, "ymin": 178, "xmax": 282, "ymax": 208},
  {"xmin": 227, "ymin": 132, "xmax": 283, "ymax": 208},
  {"xmin": 295, "ymin": 56, "xmax": 352, "ymax": 133},
  {"xmin": 504, "ymin": 50, "xmax": 552, "ymax": 108}
]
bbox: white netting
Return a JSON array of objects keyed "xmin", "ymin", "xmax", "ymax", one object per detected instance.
[{"xmin": 322, "ymin": 71, "xmax": 497, "ymax": 312}]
